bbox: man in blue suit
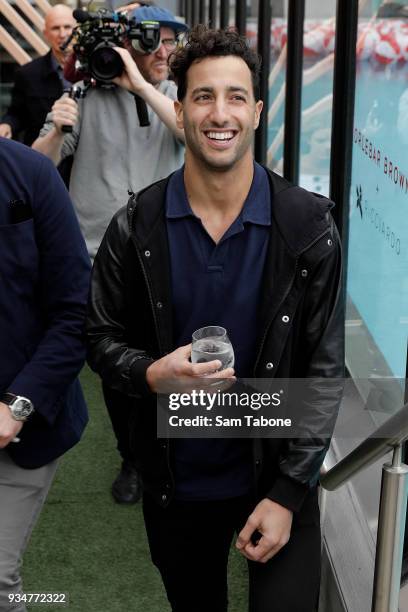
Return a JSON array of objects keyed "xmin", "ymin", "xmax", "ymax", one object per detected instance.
[{"xmin": 0, "ymin": 138, "xmax": 91, "ymax": 611}]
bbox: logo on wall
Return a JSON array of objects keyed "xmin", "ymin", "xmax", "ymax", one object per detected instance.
[
  {"xmin": 353, "ymin": 184, "xmax": 401, "ymax": 255},
  {"xmin": 356, "ymin": 184, "xmax": 363, "ymax": 219}
]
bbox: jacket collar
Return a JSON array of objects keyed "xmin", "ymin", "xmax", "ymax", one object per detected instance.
[
  {"xmin": 130, "ymin": 176, "xmax": 172, "ymax": 250},
  {"xmin": 41, "ymin": 50, "xmax": 59, "ymax": 77},
  {"xmin": 265, "ymin": 170, "xmax": 334, "ymax": 255},
  {"xmin": 131, "ymin": 167, "xmax": 334, "ymax": 256}
]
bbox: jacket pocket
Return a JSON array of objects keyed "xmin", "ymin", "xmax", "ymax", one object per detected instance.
[{"xmin": 0, "ymin": 219, "xmax": 38, "ymax": 286}]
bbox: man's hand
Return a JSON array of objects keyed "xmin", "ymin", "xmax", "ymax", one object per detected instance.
[
  {"xmin": 111, "ymin": 45, "xmax": 185, "ymax": 143},
  {"xmin": 146, "ymin": 344, "xmax": 235, "ymax": 394},
  {"xmin": 236, "ymin": 498, "xmax": 293, "ymax": 563},
  {"xmin": 112, "ymin": 47, "xmax": 148, "ymax": 95},
  {"xmin": 31, "ymin": 93, "xmax": 77, "ymax": 164},
  {"xmin": 0, "ymin": 123, "xmax": 12, "ymax": 138},
  {"xmin": 0, "ymin": 402, "xmax": 23, "ymax": 448},
  {"xmin": 51, "ymin": 94, "xmax": 79, "ymax": 134}
]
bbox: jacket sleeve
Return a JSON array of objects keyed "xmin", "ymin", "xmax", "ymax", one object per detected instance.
[
  {"xmin": 7, "ymin": 155, "xmax": 91, "ymax": 425},
  {"xmin": 38, "ymin": 109, "xmax": 81, "ymax": 161},
  {"xmin": 86, "ymin": 209, "xmax": 155, "ymax": 398},
  {"xmin": 266, "ymin": 218, "xmax": 345, "ymax": 512},
  {"xmin": 1, "ymin": 69, "xmax": 27, "ymax": 136}
]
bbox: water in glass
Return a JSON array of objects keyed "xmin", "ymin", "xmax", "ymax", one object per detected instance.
[{"xmin": 191, "ymin": 326, "xmax": 235, "ymax": 370}]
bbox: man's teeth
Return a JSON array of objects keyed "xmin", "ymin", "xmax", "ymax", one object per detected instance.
[{"xmin": 206, "ymin": 131, "xmax": 234, "ymax": 140}]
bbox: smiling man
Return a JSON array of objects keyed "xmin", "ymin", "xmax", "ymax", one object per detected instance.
[{"xmin": 86, "ymin": 26, "xmax": 344, "ymax": 611}]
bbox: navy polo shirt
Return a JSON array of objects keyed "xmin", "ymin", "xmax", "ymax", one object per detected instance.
[{"xmin": 166, "ymin": 162, "xmax": 271, "ymax": 500}]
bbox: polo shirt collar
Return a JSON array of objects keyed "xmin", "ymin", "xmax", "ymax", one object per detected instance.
[
  {"xmin": 165, "ymin": 166, "xmax": 192, "ymax": 219},
  {"xmin": 166, "ymin": 162, "xmax": 271, "ymax": 226},
  {"xmin": 241, "ymin": 162, "xmax": 271, "ymax": 226}
]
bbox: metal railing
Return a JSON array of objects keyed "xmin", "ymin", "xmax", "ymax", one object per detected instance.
[
  {"xmin": 321, "ymin": 401, "xmax": 408, "ymax": 612},
  {"xmin": 281, "ymin": 0, "xmax": 304, "ymax": 184},
  {"xmin": 254, "ymin": 0, "xmax": 271, "ymax": 165}
]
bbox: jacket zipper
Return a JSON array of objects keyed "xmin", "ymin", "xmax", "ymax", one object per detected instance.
[
  {"xmin": 253, "ymin": 257, "xmax": 298, "ymax": 375},
  {"xmin": 128, "ymin": 212, "xmax": 164, "ymax": 357},
  {"xmin": 253, "ymin": 226, "xmax": 331, "ymax": 375},
  {"xmin": 129, "ymin": 208, "xmax": 173, "ymax": 496}
]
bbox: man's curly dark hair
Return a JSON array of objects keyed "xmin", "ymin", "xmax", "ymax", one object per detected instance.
[{"xmin": 170, "ymin": 25, "xmax": 261, "ymax": 101}]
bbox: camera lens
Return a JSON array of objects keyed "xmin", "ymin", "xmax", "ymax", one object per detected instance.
[{"xmin": 89, "ymin": 43, "xmax": 124, "ymax": 82}]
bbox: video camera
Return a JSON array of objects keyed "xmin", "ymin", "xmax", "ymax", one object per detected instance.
[{"xmin": 65, "ymin": 8, "xmax": 161, "ymax": 84}]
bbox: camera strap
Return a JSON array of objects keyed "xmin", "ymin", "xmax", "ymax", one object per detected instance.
[{"xmin": 132, "ymin": 93, "xmax": 150, "ymax": 127}]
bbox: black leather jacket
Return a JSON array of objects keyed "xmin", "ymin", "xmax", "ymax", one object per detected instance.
[{"xmin": 87, "ymin": 168, "xmax": 344, "ymax": 511}]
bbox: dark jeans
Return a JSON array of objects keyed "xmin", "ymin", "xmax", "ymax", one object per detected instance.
[
  {"xmin": 103, "ymin": 383, "xmax": 137, "ymax": 468},
  {"xmin": 143, "ymin": 491, "xmax": 321, "ymax": 612}
]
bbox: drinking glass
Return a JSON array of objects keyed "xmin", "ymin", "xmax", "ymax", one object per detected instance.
[{"xmin": 191, "ymin": 326, "xmax": 235, "ymax": 371}]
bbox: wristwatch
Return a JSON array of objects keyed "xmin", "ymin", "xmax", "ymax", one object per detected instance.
[{"xmin": 1, "ymin": 393, "xmax": 34, "ymax": 421}]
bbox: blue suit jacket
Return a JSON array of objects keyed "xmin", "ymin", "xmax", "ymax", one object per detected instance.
[{"xmin": 0, "ymin": 138, "xmax": 91, "ymax": 468}]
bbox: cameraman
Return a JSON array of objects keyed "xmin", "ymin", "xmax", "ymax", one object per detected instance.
[
  {"xmin": 32, "ymin": 5, "xmax": 186, "ymax": 259},
  {"xmin": 32, "ymin": 5, "xmax": 187, "ymax": 506}
]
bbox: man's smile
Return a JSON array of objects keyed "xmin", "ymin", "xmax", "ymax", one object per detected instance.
[{"xmin": 203, "ymin": 129, "xmax": 238, "ymax": 147}]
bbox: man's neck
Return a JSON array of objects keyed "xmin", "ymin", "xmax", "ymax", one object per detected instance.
[
  {"xmin": 183, "ymin": 151, "xmax": 256, "ymax": 244},
  {"xmin": 183, "ymin": 152, "xmax": 255, "ymax": 218}
]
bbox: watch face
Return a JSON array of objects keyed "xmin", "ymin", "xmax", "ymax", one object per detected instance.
[{"xmin": 11, "ymin": 397, "xmax": 33, "ymax": 419}]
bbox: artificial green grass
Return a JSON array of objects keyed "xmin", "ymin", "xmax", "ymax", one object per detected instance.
[{"xmin": 22, "ymin": 366, "xmax": 248, "ymax": 611}]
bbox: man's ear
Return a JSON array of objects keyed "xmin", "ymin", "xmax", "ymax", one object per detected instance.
[
  {"xmin": 254, "ymin": 100, "xmax": 263, "ymax": 130},
  {"xmin": 174, "ymin": 100, "xmax": 184, "ymax": 129}
]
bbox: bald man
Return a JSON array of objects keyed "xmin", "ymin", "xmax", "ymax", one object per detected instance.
[{"xmin": 0, "ymin": 5, "xmax": 75, "ymax": 152}]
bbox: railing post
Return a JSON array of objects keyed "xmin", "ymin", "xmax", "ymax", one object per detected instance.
[
  {"xmin": 209, "ymin": 0, "xmax": 217, "ymax": 27},
  {"xmin": 220, "ymin": 0, "xmax": 229, "ymax": 29},
  {"xmin": 319, "ymin": 463, "xmax": 328, "ymax": 532},
  {"xmin": 372, "ymin": 445, "xmax": 408, "ymax": 612},
  {"xmin": 185, "ymin": 0, "xmax": 193, "ymax": 29},
  {"xmin": 191, "ymin": 0, "xmax": 200, "ymax": 26},
  {"xmin": 282, "ymin": 0, "xmax": 305, "ymax": 184},
  {"xmin": 199, "ymin": 0, "xmax": 206, "ymax": 25},
  {"xmin": 235, "ymin": 0, "xmax": 246, "ymax": 36},
  {"xmin": 329, "ymin": 0, "xmax": 358, "ymax": 244},
  {"xmin": 254, "ymin": 0, "xmax": 271, "ymax": 165}
]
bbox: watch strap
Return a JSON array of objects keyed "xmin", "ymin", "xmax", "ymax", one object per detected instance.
[{"xmin": 1, "ymin": 393, "xmax": 17, "ymax": 406}]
